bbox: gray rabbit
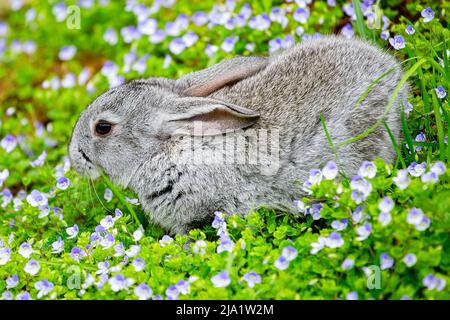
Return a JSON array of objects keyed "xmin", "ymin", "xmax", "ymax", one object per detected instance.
[{"xmin": 69, "ymin": 35, "xmax": 406, "ymax": 234}]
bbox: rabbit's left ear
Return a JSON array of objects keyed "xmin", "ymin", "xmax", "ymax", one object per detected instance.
[
  {"xmin": 164, "ymin": 97, "xmax": 260, "ymax": 136},
  {"xmin": 177, "ymin": 56, "xmax": 268, "ymax": 97}
]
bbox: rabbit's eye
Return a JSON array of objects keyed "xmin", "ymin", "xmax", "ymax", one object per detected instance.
[{"xmin": 94, "ymin": 121, "xmax": 113, "ymax": 136}]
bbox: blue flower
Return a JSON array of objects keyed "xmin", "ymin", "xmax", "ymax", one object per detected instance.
[
  {"xmin": 205, "ymin": 44, "xmax": 218, "ymax": 57},
  {"xmin": 274, "ymin": 256, "xmax": 289, "ymax": 270},
  {"xmin": 176, "ymin": 279, "xmax": 190, "ymax": 295},
  {"xmin": 356, "ymin": 223, "xmax": 372, "ymax": 241},
  {"xmin": 26, "ymin": 189, "xmax": 48, "ymax": 207},
  {"xmin": 100, "ymin": 215, "xmax": 115, "ymax": 230},
  {"xmin": 2, "ymin": 291, "xmax": 13, "ymax": 300},
  {"xmin": 380, "ymin": 253, "xmax": 394, "ymax": 270},
  {"xmin": 192, "ymin": 11, "xmax": 208, "ymax": 26},
  {"xmin": 248, "ymin": 14, "xmax": 271, "ymax": 31},
  {"xmin": 159, "ymin": 235, "xmax": 174, "ymax": 247},
  {"xmin": 103, "ymin": 188, "xmax": 113, "ymax": 202},
  {"xmin": 414, "ymin": 132, "xmax": 426, "ymax": 152},
  {"xmin": 58, "ymin": 45, "xmax": 77, "ymax": 61},
  {"xmin": 1, "ymin": 134, "xmax": 17, "ymax": 153},
  {"xmin": 193, "ymin": 240, "xmax": 207, "ymax": 254},
  {"xmin": 378, "ymin": 196, "xmax": 394, "ymax": 213},
  {"xmin": 421, "ymin": 7, "xmax": 435, "ymax": 23},
  {"xmin": 346, "ymin": 291, "xmax": 358, "ymax": 300},
  {"xmin": 56, "ymin": 176, "xmax": 70, "ymax": 190},
  {"xmin": 16, "ymin": 291, "xmax": 32, "ymax": 300},
  {"xmin": 403, "ymin": 253, "xmax": 417, "ymax": 267},
  {"xmin": 121, "ymin": 26, "xmax": 140, "ymax": 43},
  {"xmin": 308, "ymin": 168, "xmax": 323, "ymax": 185},
  {"xmin": 430, "ymin": 161, "xmax": 446, "ymax": 176},
  {"xmin": 393, "ymin": 169, "xmax": 411, "ymax": 190},
  {"xmin": 108, "ymin": 274, "xmax": 134, "ymax": 292},
  {"xmin": 217, "ymin": 233, "xmax": 235, "ymax": 253},
  {"xmin": 421, "ymin": 171, "xmax": 438, "ymax": 184},
  {"xmin": 70, "ymin": 247, "xmax": 86, "ymax": 262},
  {"xmin": 322, "ymin": 161, "xmax": 338, "ymax": 180},
  {"xmin": 211, "ymin": 271, "xmax": 231, "ymax": 288},
  {"xmin": 405, "ymin": 25, "xmax": 415, "ymax": 35},
  {"xmin": 331, "ymin": 219, "xmax": 348, "ymax": 231},
  {"xmin": 293, "ymin": 7, "xmax": 310, "ymax": 24},
  {"xmin": 221, "ymin": 36, "xmax": 238, "ymax": 53},
  {"xmin": 325, "ymin": 232, "xmax": 344, "ymax": 248},
  {"xmin": 389, "ymin": 35, "xmax": 405, "ymax": 50},
  {"xmin": 131, "ymin": 258, "xmax": 146, "ymax": 272},
  {"xmin": 407, "ymin": 162, "xmax": 426, "ymax": 177},
  {"xmin": 52, "ymin": 3, "xmax": 68, "ymax": 22},
  {"xmin": 342, "ymin": 258, "xmax": 355, "ymax": 270},
  {"xmin": 35, "ymin": 279, "xmax": 54, "ymax": 298},
  {"xmin": 309, "ymin": 236, "xmax": 327, "ymax": 255},
  {"xmin": 341, "ymin": 23, "xmax": 354, "ymax": 39},
  {"xmin": 169, "ymin": 38, "xmax": 186, "ymax": 55},
  {"xmin": 66, "ymin": 224, "xmax": 79, "ymax": 239},
  {"xmin": 6, "ymin": 275, "xmax": 18, "ymax": 289},
  {"xmin": 281, "ymin": 246, "xmax": 298, "ymax": 261},
  {"xmin": 243, "ymin": 271, "xmax": 261, "ymax": 288},
  {"xmin": 138, "ymin": 18, "xmax": 157, "ymax": 36},
  {"xmin": 18, "ymin": 242, "xmax": 34, "ymax": 258},
  {"xmin": 166, "ymin": 285, "xmax": 179, "ymax": 300},
  {"xmin": 24, "ymin": 259, "xmax": 40, "ymax": 275},
  {"xmin": 435, "ymin": 86, "xmax": 446, "ymax": 99},
  {"xmin": 423, "ymin": 274, "xmax": 446, "ymax": 291},
  {"xmin": 103, "ymin": 28, "xmax": 118, "ymax": 45},
  {"xmin": 135, "ymin": 283, "xmax": 152, "ymax": 300},
  {"xmin": 0, "ymin": 246, "xmax": 11, "ymax": 265},
  {"xmin": 358, "ymin": 161, "xmax": 377, "ymax": 178},
  {"xmin": 380, "ymin": 30, "xmax": 389, "ymax": 41}
]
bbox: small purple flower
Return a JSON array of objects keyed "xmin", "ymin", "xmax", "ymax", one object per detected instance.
[
  {"xmin": 415, "ymin": 132, "xmax": 426, "ymax": 152},
  {"xmin": 243, "ymin": 271, "xmax": 261, "ymax": 288},
  {"xmin": 407, "ymin": 162, "xmax": 426, "ymax": 177},
  {"xmin": 135, "ymin": 283, "xmax": 152, "ymax": 300},
  {"xmin": 404, "ymin": 98, "xmax": 413, "ymax": 114},
  {"xmin": 6, "ymin": 275, "xmax": 18, "ymax": 289},
  {"xmin": 192, "ymin": 11, "xmax": 208, "ymax": 26},
  {"xmin": 379, "ymin": 196, "xmax": 394, "ymax": 213},
  {"xmin": 421, "ymin": 7, "xmax": 435, "ymax": 23},
  {"xmin": 159, "ymin": 235, "xmax": 174, "ymax": 247},
  {"xmin": 282, "ymin": 246, "xmax": 298, "ymax": 261},
  {"xmin": 103, "ymin": 28, "xmax": 118, "ymax": 45},
  {"xmin": 0, "ymin": 247, "xmax": 11, "ymax": 265},
  {"xmin": 326, "ymin": 232, "xmax": 344, "ymax": 248},
  {"xmin": 169, "ymin": 38, "xmax": 186, "ymax": 55},
  {"xmin": 308, "ymin": 168, "xmax": 323, "ymax": 185},
  {"xmin": 113, "ymin": 242, "xmax": 125, "ymax": 257},
  {"xmin": 1, "ymin": 135, "xmax": 17, "ymax": 153},
  {"xmin": 346, "ymin": 291, "xmax": 358, "ymax": 300},
  {"xmin": 341, "ymin": 23, "xmax": 354, "ymax": 39},
  {"xmin": 421, "ymin": 172, "xmax": 438, "ymax": 184},
  {"xmin": 380, "ymin": 30, "xmax": 390, "ymax": 41},
  {"xmin": 193, "ymin": 240, "xmax": 207, "ymax": 254},
  {"xmin": 211, "ymin": 271, "xmax": 231, "ymax": 288},
  {"xmin": 274, "ymin": 256, "xmax": 289, "ymax": 270},
  {"xmin": 435, "ymin": 86, "xmax": 446, "ymax": 99},
  {"xmin": 393, "ymin": 169, "xmax": 410, "ymax": 190},
  {"xmin": 331, "ymin": 219, "xmax": 348, "ymax": 231},
  {"xmin": 61, "ymin": 73, "xmax": 76, "ymax": 88},
  {"xmin": 358, "ymin": 161, "xmax": 377, "ymax": 179},
  {"xmin": 248, "ymin": 14, "xmax": 271, "ymax": 31},
  {"xmin": 56, "ymin": 177, "xmax": 70, "ymax": 190},
  {"xmin": 377, "ymin": 212, "xmax": 392, "ymax": 226},
  {"xmin": 121, "ymin": 26, "xmax": 140, "ymax": 43},
  {"xmin": 423, "ymin": 274, "xmax": 446, "ymax": 291},
  {"xmin": 356, "ymin": 223, "xmax": 372, "ymax": 241},
  {"xmin": 100, "ymin": 233, "xmax": 115, "ymax": 249},
  {"xmin": 217, "ymin": 233, "xmax": 235, "ymax": 253},
  {"xmin": 403, "ymin": 253, "xmax": 417, "ymax": 267},
  {"xmin": 66, "ymin": 224, "xmax": 79, "ymax": 239},
  {"xmin": 293, "ymin": 7, "xmax": 310, "ymax": 24},
  {"xmin": 430, "ymin": 161, "xmax": 446, "ymax": 176},
  {"xmin": 221, "ymin": 36, "xmax": 238, "ymax": 53},
  {"xmin": 389, "ymin": 35, "xmax": 405, "ymax": 50},
  {"xmin": 2, "ymin": 291, "xmax": 13, "ymax": 300},
  {"xmin": 322, "ymin": 161, "xmax": 338, "ymax": 180},
  {"xmin": 26, "ymin": 190, "xmax": 48, "ymax": 207},
  {"xmin": 100, "ymin": 215, "xmax": 115, "ymax": 229},
  {"xmin": 176, "ymin": 279, "xmax": 190, "ymax": 295},
  {"xmin": 166, "ymin": 285, "xmax": 179, "ymax": 300},
  {"xmin": 205, "ymin": 44, "xmax": 218, "ymax": 57},
  {"xmin": 138, "ymin": 18, "xmax": 157, "ymax": 36},
  {"xmin": 35, "ymin": 279, "xmax": 54, "ymax": 298},
  {"xmin": 405, "ymin": 25, "xmax": 415, "ymax": 35},
  {"xmin": 380, "ymin": 253, "xmax": 394, "ymax": 270},
  {"xmin": 132, "ymin": 258, "xmax": 146, "ymax": 272},
  {"xmin": 108, "ymin": 274, "xmax": 134, "ymax": 292},
  {"xmin": 58, "ymin": 45, "xmax": 77, "ymax": 61},
  {"xmin": 416, "ymin": 215, "xmax": 431, "ymax": 231},
  {"xmin": 18, "ymin": 242, "xmax": 34, "ymax": 258},
  {"xmin": 104, "ymin": 188, "xmax": 113, "ymax": 202},
  {"xmin": 342, "ymin": 258, "xmax": 355, "ymax": 270},
  {"xmin": 24, "ymin": 259, "xmax": 40, "ymax": 275},
  {"xmin": 310, "ymin": 236, "xmax": 327, "ymax": 255},
  {"xmin": 16, "ymin": 291, "xmax": 32, "ymax": 300},
  {"xmin": 70, "ymin": 246, "xmax": 86, "ymax": 262}
]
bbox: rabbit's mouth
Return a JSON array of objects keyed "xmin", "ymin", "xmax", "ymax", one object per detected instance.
[{"xmin": 79, "ymin": 148, "xmax": 92, "ymax": 164}]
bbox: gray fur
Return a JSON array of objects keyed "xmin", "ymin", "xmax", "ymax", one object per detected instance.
[{"xmin": 69, "ymin": 36, "xmax": 406, "ymax": 234}]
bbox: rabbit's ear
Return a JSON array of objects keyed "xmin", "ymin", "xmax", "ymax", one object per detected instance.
[
  {"xmin": 177, "ymin": 56, "xmax": 268, "ymax": 97},
  {"xmin": 165, "ymin": 97, "xmax": 260, "ymax": 136}
]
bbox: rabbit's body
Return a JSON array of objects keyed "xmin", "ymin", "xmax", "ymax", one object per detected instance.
[{"xmin": 70, "ymin": 36, "xmax": 406, "ymax": 234}]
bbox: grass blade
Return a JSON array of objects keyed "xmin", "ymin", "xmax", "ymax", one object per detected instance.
[{"xmin": 384, "ymin": 121, "xmax": 406, "ymax": 168}]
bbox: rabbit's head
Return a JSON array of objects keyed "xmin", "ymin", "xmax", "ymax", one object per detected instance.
[{"xmin": 69, "ymin": 56, "xmax": 268, "ymax": 187}]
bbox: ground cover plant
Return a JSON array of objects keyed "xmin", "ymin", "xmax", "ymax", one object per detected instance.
[{"xmin": 0, "ymin": 0, "xmax": 449, "ymax": 300}]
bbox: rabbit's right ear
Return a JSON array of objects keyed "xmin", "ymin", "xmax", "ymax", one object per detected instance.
[{"xmin": 176, "ymin": 56, "xmax": 268, "ymax": 97}]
